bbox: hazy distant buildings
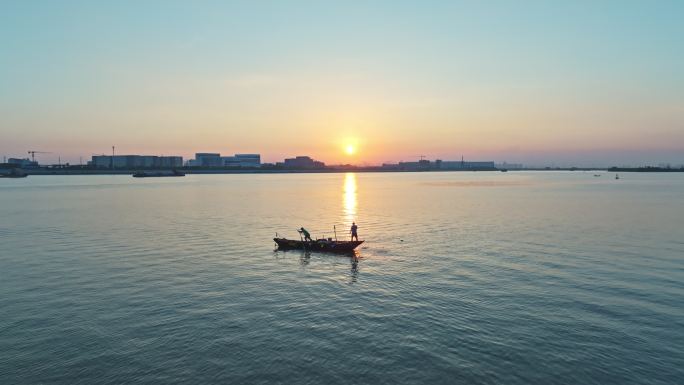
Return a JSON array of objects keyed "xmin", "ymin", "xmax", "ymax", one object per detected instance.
[
  {"xmin": 382, "ymin": 158, "xmax": 496, "ymax": 171},
  {"xmin": 222, "ymin": 154, "xmax": 261, "ymax": 167},
  {"xmin": 496, "ymin": 162, "xmax": 523, "ymax": 170},
  {"xmin": 387, "ymin": 159, "xmax": 432, "ymax": 170},
  {"xmin": 192, "ymin": 153, "xmax": 222, "ymax": 167},
  {"xmin": 278, "ymin": 156, "xmax": 325, "ymax": 169},
  {"xmin": 439, "ymin": 160, "xmax": 496, "ymax": 170},
  {"xmin": 7, "ymin": 158, "xmax": 39, "ymax": 168},
  {"xmin": 90, "ymin": 155, "xmax": 183, "ymax": 169},
  {"xmin": 188, "ymin": 153, "xmax": 261, "ymax": 168},
  {"xmin": 157, "ymin": 156, "xmax": 184, "ymax": 168},
  {"xmin": 83, "ymin": 151, "xmax": 500, "ymax": 171}
]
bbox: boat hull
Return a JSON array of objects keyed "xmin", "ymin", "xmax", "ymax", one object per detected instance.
[
  {"xmin": 274, "ymin": 238, "xmax": 363, "ymax": 253},
  {"xmin": 0, "ymin": 172, "xmax": 28, "ymax": 178},
  {"xmin": 132, "ymin": 171, "xmax": 185, "ymax": 178},
  {"xmin": 0, "ymin": 168, "xmax": 28, "ymax": 178},
  {"xmin": 0, "ymin": 175, "xmax": 28, "ymax": 178}
]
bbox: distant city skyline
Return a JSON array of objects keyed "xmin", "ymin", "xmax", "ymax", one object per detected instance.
[
  {"xmin": 1, "ymin": 1, "xmax": 683, "ymax": 167},
  {"xmin": 5, "ymin": 146, "xmax": 684, "ymax": 169}
]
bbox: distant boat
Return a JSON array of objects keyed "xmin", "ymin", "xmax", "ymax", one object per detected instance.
[
  {"xmin": 132, "ymin": 170, "xmax": 185, "ymax": 178},
  {"xmin": 0, "ymin": 168, "xmax": 28, "ymax": 178},
  {"xmin": 594, "ymin": 174, "xmax": 601, "ymax": 177},
  {"xmin": 500, "ymin": 169, "xmax": 508, "ymax": 172},
  {"xmin": 274, "ymin": 237, "xmax": 363, "ymax": 253},
  {"xmin": 615, "ymin": 174, "xmax": 620, "ymax": 180}
]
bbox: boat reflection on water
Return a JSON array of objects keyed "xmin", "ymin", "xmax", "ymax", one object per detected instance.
[
  {"xmin": 299, "ymin": 250, "xmax": 311, "ymax": 266},
  {"xmin": 350, "ymin": 255, "xmax": 359, "ymax": 284},
  {"xmin": 274, "ymin": 249, "xmax": 361, "ymax": 283},
  {"xmin": 275, "ymin": 248, "xmax": 360, "ymax": 261}
]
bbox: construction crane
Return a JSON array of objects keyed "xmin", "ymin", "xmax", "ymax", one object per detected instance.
[{"xmin": 27, "ymin": 151, "xmax": 51, "ymax": 163}]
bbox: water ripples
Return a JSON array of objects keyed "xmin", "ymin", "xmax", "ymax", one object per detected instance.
[{"xmin": 1, "ymin": 173, "xmax": 683, "ymax": 384}]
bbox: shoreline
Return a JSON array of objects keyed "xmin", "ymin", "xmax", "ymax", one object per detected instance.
[
  {"xmin": 4, "ymin": 168, "xmax": 640, "ymax": 176},
  {"xmin": 3, "ymin": 166, "xmax": 683, "ymax": 176}
]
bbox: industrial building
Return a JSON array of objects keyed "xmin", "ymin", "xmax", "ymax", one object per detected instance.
[
  {"xmin": 7, "ymin": 158, "xmax": 39, "ymax": 168},
  {"xmin": 191, "ymin": 153, "xmax": 222, "ymax": 167},
  {"xmin": 221, "ymin": 154, "xmax": 261, "ymax": 167},
  {"xmin": 496, "ymin": 162, "xmax": 524, "ymax": 170},
  {"xmin": 188, "ymin": 153, "xmax": 261, "ymax": 168},
  {"xmin": 278, "ymin": 156, "xmax": 325, "ymax": 169},
  {"xmin": 90, "ymin": 155, "xmax": 183, "ymax": 169},
  {"xmin": 438, "ymin": 160, "xmax": 496, "ymax": 170},
  {"xmin": 382, "ymin": 158, "xmax": 496, "ymax": 171}
]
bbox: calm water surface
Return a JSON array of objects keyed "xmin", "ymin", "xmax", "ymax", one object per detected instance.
[{"xmin": 1, "ymin": 172, "xmax": 683, "ymax": 384}]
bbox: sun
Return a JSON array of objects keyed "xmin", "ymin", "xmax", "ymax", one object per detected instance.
[{"xmin": 345, "ymin": 144, "xmax": 356, "ymax": 155}]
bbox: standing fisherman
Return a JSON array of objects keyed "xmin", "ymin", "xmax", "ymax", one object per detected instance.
[
  {"xmin": 350, "ymin": 222, "xmax": 359, "ymax": 241},
  {"xmin": 298, "ymin": 227, "xmax": 313, "ymax": 242}
]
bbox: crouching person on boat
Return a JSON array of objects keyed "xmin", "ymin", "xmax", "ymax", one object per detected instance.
[{"xmin": 298, "ymin": 227, "xmax": 313, "ymax": 242}]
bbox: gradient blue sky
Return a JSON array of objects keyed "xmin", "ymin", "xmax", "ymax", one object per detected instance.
[{"xmin": 1, "ymin": 1, "xmax": 683, "ymax": 166}]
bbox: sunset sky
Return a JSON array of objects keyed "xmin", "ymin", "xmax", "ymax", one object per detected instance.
[{"xmin": 1, "ymin": 1, "xmax": 683, "ymax": 166}]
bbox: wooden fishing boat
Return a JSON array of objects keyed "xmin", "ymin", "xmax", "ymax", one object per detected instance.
[
  {"xmin": 132, "ymin": 170, "xmax": 185, "ymax": 178},
  {"xmin": 274, "ymin": 237, "xmax": 363, "ymax": 253},
  {"xmin": 0, "ymin": 168, "xmax": 28, "ymax": 178}
]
